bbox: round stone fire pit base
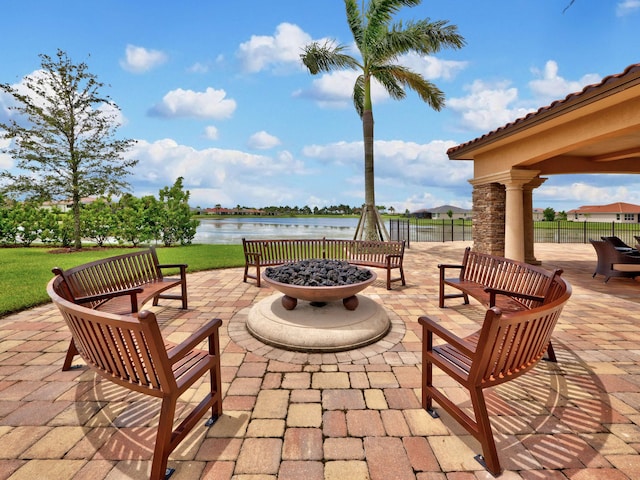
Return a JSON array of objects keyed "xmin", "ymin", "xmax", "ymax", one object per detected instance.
[{"xmin": 247, "ymin": 293, "xmax": 390, "ymax": 352}]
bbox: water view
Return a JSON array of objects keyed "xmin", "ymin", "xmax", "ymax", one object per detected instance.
[{"xmin": 193, "ymin": 217, "xmax": 359, "ymax": 245}]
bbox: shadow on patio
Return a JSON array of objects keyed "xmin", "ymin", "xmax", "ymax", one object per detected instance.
[{"xmin": 1, "ymin": 241, "xmax": 639, "ymax": 479}]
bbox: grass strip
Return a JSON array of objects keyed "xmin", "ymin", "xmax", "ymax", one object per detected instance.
[{"xmin": 0, "ymin": 244, "xmax": 245, "ymax": 318}]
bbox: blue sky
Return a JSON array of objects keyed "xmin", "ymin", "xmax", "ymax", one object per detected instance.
[{"xmin": 1, "ymin": 0, "xmax": 639, "ymax": 213}]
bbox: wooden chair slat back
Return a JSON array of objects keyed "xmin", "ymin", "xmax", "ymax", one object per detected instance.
[
  {"xmin": 470, "ymin": 277, "xmax": 570, "ymax": 387},
  {"xmin": 48, "ymin": 276, "xmax": 174, "ymax": 395}
]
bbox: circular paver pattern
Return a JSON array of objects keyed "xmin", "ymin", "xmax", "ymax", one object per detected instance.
[{"xmin": 229, "ymin": 294, "xmax": 406, "ymax": 364}]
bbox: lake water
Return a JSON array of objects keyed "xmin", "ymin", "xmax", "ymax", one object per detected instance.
[{"xmin": 193, "ymin": 217, "xmax": 360, "ymax": 244}]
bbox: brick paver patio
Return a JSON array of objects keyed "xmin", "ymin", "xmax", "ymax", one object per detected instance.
[{"xmin": 1, "ymin": 241, "xmax": 640, "ymax": 479}]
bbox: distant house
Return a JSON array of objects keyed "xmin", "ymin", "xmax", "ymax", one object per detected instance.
[
  {"xmin": 567, "ymin": 202, "xmax": 640, "ymax": 223},
  {"xmin": 532, "ymin": 208, "xmax": 545, "ymax": 221},
  {"xmin": 41, "ymin": 197, "xmax": 98, "ymax": 213},
  {"xmin": 411, "ymin": 205, "xmax": 472, "ymax": 220},
  {"xmin": 204, "ymin": 207, "xmax": 264, "ymax": 215}
]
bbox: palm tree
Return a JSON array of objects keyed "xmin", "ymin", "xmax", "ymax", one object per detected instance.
[{"xmin": 301, "ymin": 0, "xmax": 465, "ymax": 240}]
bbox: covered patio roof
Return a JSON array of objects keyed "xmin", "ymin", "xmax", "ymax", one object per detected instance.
[{"xmin": 448, "ymin": 62, "xmax": 640, "ymax": 176}]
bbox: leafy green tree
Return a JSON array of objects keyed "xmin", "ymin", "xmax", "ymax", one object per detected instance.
[
  {"xmin": 0, "ymin": 49, "xmax": 137, "ymax": 249},
  {"xmin": 446, "ymin": 209, "xmax": 453, "ymax": 219},
  {"xmin": 301, "ymin": 0, "xmax": 464, "ymax": 240},
  {"xmin": 114, "ymin": 194, "xmax": 146, "ymax": 246},
  {"xmin": 543, "ymin": 207, "xmax": 556, "ymax": 222},
  {"xmin": 556, "ymin": 210, "xmax": 567, "ymax": 221},
  {"xmin": 81, "ymin": 197, "xmax": 115, "ymax": 247},
  {"xmin": 158, "ymin": 177, "xmax": 199, "ymax": 246},
  {"xmin": 12, "ymin": 202, "xmax": 42, "ymax": 246},
  {"xmin": 37, "ymin": 207, "xmax": 64, "ymax": 244}
]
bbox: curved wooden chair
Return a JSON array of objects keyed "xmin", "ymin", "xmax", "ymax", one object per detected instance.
[
  {"xmin": 48, "ymin": 275, "xmax": 223, "ymax": 480},
  {"xmin": 591, "ymin": 239, "xmax": 640, "ymax": 282},
  {"xmin": 420, "ymin": 274, "xmax": 571, "ymax": 475}
]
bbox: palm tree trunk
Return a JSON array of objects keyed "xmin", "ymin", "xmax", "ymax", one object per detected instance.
[{"xmin": 363, "ymin": 109, "xmax": 377, "ymax": 240}]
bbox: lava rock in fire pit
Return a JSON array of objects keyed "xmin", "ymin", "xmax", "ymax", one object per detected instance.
[{"xmin": 264, "ymin": 259, "xmax": 373, "ymax": 287}]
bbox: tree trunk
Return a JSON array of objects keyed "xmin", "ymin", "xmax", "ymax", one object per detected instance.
[{"xmin": 72, "ymin": 194, "xmax": 82, "ymax": 250}]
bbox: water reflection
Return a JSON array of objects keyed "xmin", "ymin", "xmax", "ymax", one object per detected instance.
[{"xmin": 194, "ymin": 217, "xmax": 358, "ymax": 245}]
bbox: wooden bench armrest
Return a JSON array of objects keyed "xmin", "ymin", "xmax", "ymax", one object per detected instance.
[
  {"xmin": 75, "ymin": 287, "xmax": 144, "ymax": 312},
  {"xmin": 418, "ymin": 315, "xmax": 476, "ymax": 357},
  {"xmin": 157, "ymin": 263, "xmax": 188, "ymax": 270},
  {"xmin": 438, "ymin": 263, "xmax": 464, "ymax": 270},
  {"xmin": 485, "ymin": 287, "xmax": 545, "ymax": 307},
  {"xmin": 167, "ymin": 317, "xmax": 223, "ymax": 362},
  {"xmin": 245, "ymin": 252, "xmax": 262, "ymax": 263}
]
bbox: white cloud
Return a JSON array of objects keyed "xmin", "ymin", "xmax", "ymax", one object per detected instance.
[
  {"xmin": 237, "ymin": 22, "xmax": 312, "ymax": 73},
  {"xmin": 447, "ymin": 60, "xmax": 602, "ymax": 133},
  {"xmin": 295, "ymin": 54, "xmax": 467, "ymax": 109},
  {"xmin": 120, "ymin": 45, "xmax": 168, "ymax": 73},
  {"xmin": 294, "ymin": 70, "xmax": 391, "ymax": 109},
  {"xmin": 400, "ymin": 53, "xmax": 468, "ymax": 80},
  {"xmin": 0, "ymin": 136, "xmax": 13, "ymax": 169},
  {"xmin": 447, "ymin": 79, "xmax": 534, "ymax": 132},
  {"xmin": 617, "ymin": 0, "xmax": 640, "ymax": 16},
  {"xmin": 128, "ymin": 138, "xmax": 306, "ymax": 187},
  {"xmin": 204, "ymin": 126, "xmax": 219, "ymax": 140},
  {"xmin": 302, "ymin": 138, "xmax": 470, "ymax": 186},
  {"xmin": 149, "ymin": 87, "xmax": 237, "ymax": 119},
  {"xmin": 248, "ymin": 131, "xmax": 281, "ymax": 150},
  {"xmin": 529, "ymin": 60, "xmax": 600, "ymax": 103},
  {"xmin": 538, "ymin": 181, "xmax": 640, "ymax": 206}
]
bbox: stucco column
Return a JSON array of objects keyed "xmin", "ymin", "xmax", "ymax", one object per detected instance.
[
  {"xmin": 504, "ymin": 181, "xmax": 526, "ymax": 260},
  {"xmin": 503, "ymin": 170, "xmax": 542, "ymax": 261},
  {"xmin": 523, "ymin": 177, "xmax": 546, "ymax": 265}
]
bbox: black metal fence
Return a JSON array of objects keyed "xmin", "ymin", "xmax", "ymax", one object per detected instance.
[{"xmin": 389, "ymin": 219, "xmax": 640, "ymax": 247}]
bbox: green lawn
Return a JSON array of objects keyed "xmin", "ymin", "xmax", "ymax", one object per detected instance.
[{"xmin": 0, "ymin": 244, "xmax": 245, "ymax": 318}]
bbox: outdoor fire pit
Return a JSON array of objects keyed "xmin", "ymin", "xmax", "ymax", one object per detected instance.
[{"xmin": 261, "ymin": 259, "xmax": 376, "ymax": 310}]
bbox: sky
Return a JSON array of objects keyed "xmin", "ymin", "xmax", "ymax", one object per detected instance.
[{"xmin": 1, "ymin": 0, "xmax": 639, "ymax": 214}]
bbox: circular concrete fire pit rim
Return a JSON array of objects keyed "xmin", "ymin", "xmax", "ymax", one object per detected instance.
[{"xmin": 261, "ymin": 269, "xmax": 377, "ymax": 303}]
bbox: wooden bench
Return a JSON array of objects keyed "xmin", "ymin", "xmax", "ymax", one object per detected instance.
[
  {"xmin": 242, "ymin": 238, "xmax": 406, "ymax": 289},
  {"xmin": 438, "ymin": 247, "xmax": 563, "ymax": 361},
  {"xmin": 48, "ymin": 275, "xmax": 222, "ymax": 480},
  {"xmin": 438, "ymin": 247, "xmax": 563, "ymax": 311},
  {"xmin": 51, "ymin": 247, "xmax": 188, "ymax": 371},
  {"xmin": 420, "ymin": 270, "xmax": 571, "ymax": 475}
]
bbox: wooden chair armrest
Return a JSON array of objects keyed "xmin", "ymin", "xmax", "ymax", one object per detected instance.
[
  {"xmin": 418, "ymin": 315, "xmax": 476, "ymax": 357},
  {"xmin": 168, "ymin": 318, "xmax": 223, "ymax": 363},
  {"xmin": 485, "ymin": 287, "xmax": 545, "ymax": 307},
  {"xmin": 75, "ymin": 287, "xmax": 144, "ymax": 312},
  {"xmin": 437, "ymin": 263, "xmax": 464, "ymax": 270}
]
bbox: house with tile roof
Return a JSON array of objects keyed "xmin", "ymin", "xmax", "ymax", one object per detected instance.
[
  {"xmin": 411, "ymin": 205, "xmax": 472, "ymax": 220},
  {"xmin": 567, "ymin": 202, "xmax": 640, "ymax": 223}
]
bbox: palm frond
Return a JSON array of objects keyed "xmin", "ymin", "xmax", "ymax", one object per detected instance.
[
  {"xmin": 345, "ymin": 0, "xmax": 364, "ymax": 49},
  {"xmin": 387, "ymin": 65, "xmax": 445, "ymax": 110},
  {"xmin": 371, "ymin": 67, "xmax": 405, "ymax": 101},
  {"xmin": 300, "ymin": 41, "xmax": 360, "ymax": 75}
]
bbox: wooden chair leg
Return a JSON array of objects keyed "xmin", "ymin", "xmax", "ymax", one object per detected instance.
[
  {"xmin": 545, "ymin": 341, "xmax": 557, "ymax": 362},
  {"xmin": 471, "ymin": 387, "xmax": 502, "ymax": 476},
  {"xmin": 151, "ymin": 396, "xmax": 177, "ymax": 480},
  {"xmin": 180, "ymin": 279, "xmax": 188, "ymax": 309},
  {"xmin": 62, "ymin": 339, "xmax": 79, "ymax": 371}
]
